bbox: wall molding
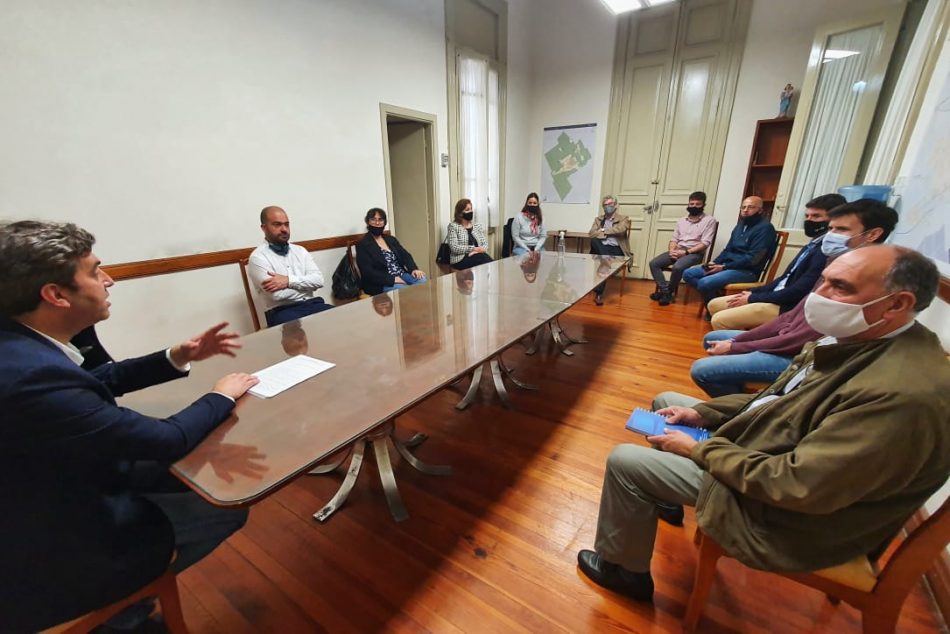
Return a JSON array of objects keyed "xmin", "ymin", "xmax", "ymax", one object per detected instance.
[{"xmin": 102, "ymin": 234, "xmax": 365, "ymax": 282}]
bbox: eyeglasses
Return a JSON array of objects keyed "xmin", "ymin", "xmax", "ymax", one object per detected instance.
[
  {"xmin": 739, "ymin": 205, "xmax": 761, "ymax": 210},
  {"xmin": 367, "ymin": 217, "xmax": 386, "ymax": 225}
]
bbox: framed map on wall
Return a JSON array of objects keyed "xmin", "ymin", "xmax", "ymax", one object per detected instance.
[{"xmin": 540, "ymin": 123, "xmax": 596, "ymax": 204}]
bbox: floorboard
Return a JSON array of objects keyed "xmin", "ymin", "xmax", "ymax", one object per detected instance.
[{"xmin": 174, "ymin": 280, "xmax": 946, "ymax": 633}]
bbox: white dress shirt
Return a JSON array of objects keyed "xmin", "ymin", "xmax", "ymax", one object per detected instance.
[{"xmin": 247, "ymin": 243, "xmax": 325, "ymax": 310}]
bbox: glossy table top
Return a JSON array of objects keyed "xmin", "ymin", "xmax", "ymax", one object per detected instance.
[{"xmin": 121, "ymin": 253, "xmax": 626, "ymax": 506}]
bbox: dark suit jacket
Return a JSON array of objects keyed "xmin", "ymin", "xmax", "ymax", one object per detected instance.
[
  {"xmin": 0, "ymin": 319, "xmax": 235, "ymax": 631},
  {"xmin": 355, "ymin": 232, "xmax": 420, "ymax": 295},
  {"xmin": 71, "ymin": 325, "xmax": 114, "ymax": 370},
  {"xmin": 748, "ymin": 238, "xmax": 828, "ymax": 312}
]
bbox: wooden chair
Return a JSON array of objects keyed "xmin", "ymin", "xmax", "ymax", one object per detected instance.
[
  {"xmin": 683, "ymin": 496, "xmax": 950, "ymax": 633},
  {"xmin": 688, "ymin": 229, "xmax": 789, "ymax": 317},
  {"xmin": 238, "ymin": 257, "xmax": 265, "ymax": 331},
  {"xmin": 722, "ymin": 229, "xmax": 790, "ymax": 296},
  {"xmin": 43, "ymin": 564, "xmax": 187, "ymax": 634}
]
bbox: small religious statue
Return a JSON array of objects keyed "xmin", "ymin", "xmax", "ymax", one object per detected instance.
[{"xmin": 778, "ymin": 83, "xmax": 794, "ymax": 118}]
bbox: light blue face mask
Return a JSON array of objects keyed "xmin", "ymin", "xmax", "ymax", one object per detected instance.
[{"xmin": 821, "ymin": 229, "xmax": 873, "ymax": 256}]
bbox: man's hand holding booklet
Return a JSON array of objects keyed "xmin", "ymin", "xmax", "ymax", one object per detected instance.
[{"xmin": 625, "ymin": 407, "xmax": 710, "ymax": 442}]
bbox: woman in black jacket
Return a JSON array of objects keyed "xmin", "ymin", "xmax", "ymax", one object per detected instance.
[{"xmin": 355, "ymin": 207, "xmax": 427, "ymax": 295}]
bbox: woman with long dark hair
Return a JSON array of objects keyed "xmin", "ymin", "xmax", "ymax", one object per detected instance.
[
  {"xmin": 355, "ymin": 207, "xmax": 426, "ymax": 295},
  {"xmin": 511, "ymin": 192, "xmax": 545, "ymax": 255}
]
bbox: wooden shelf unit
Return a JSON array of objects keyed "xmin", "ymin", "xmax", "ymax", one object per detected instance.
[{"xmin": 743, "ymin": 117, "xmax": 794, "ymax": 220}]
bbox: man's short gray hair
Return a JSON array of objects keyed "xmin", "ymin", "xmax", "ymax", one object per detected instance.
[
  {"xmin": 0, "ymin": 220, "xmax": 96, "ymax": 317},
  {"xmin": 602, "ymin": 194, "xmax": 617, "ymax": 205},
  {"xmin": 884, "ymin": 246, "xmax": 939, "ymax": 313}
]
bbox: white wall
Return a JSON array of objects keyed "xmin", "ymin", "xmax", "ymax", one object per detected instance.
[
  {"xmin": 0, "ymin": 0, "xmax": 451, "ymax": 356},
  {"xmin": 506, "ymin": 0, "xmax": 617, "ymax": 234},
  {"xmin": 712, "ymin": 0, "xmax": 906, "ymax": 253}
]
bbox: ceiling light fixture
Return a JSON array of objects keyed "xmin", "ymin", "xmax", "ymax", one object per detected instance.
[{"xmin": 600, "ymin": 0, "xmax": 676, "ymax": 16}]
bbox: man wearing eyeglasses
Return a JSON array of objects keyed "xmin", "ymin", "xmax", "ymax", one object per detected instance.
[{"xmin": 682, "ymin": 196, "xmax": 776, "ymax": 315}]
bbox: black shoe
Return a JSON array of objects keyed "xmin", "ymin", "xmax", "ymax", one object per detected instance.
[
  {"xmin": 577, "ymin": 550, "xmax": 654, "ymax": 601},
  {"xmin": 656, "ymin": 503, "xmax": 684, "ymax": 526},
  {"xmin": 649, "ymin": 288, "xmax": 667, "ymax": 301},
  {"xmin": 594, "ymin": 293, "xmax": 604, "ymax": 306},
  {"xmin": 658, "ymin": 291, "xmax": 674, "ymax": 306}
]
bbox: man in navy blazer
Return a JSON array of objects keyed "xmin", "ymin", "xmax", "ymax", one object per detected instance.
[
  {"xmin": 706, "ymin": 193, "xmax": 847, "ymax": 330},
  {"xmin": 0, "ymin": 220, "xmax": 259, "ymax": 631}
]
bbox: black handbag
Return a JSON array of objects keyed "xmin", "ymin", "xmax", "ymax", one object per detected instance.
[
  {"xmin": 331, "ymin": 246, "xmax": 361, "ymax": 299},
  {"xmin": 436, "ymin": 239, "xmax": 451, "ymax": 265}
]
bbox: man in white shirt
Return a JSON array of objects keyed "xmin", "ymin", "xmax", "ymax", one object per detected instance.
[{"xmin": 248, "ymin": 206, "xmax": 332, "ymax": 327}]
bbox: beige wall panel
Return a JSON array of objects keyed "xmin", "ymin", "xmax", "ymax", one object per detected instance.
[
  {"xmin": 685, "ymin": 3, "xmax": 726, "ymax": 46},
  {"xmin": 617, "ymin": 63, "xmax": 668, "ymax": 197},
  {"xmin": 635, "ymin": 12, "xmax": 677, "ymax": 55},
  {"xmin": 453, "ymin": 0, "xmax": 499, "ymax": 60},
  {"xmin": 660, "ymin": 57, "xmax": 714, "ymax": 194}
]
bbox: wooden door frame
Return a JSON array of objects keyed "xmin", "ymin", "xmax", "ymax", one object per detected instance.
[{"xmin": 380, "ymin": 103, "xmax": 441, "ymax": 268}]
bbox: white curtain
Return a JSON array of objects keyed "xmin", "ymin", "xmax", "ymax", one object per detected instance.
[
  {"xmin": 458, "ymin": 52, "xmax": 501, "ymax": 228},
  {"xmin": 785, "ymin": 25, "xmax": 885, "ymax": 227},
  {"xmin": 864, "ymin": 0, "xmax": 945, "ymax": 184}
]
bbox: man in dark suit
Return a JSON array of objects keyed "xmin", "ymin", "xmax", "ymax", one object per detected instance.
[{"xmin": 0, "ymin": 220, "xmax": 259, "ymax": 632}]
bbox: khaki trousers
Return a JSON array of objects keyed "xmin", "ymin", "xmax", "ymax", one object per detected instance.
[
  {"xmin": 593, "ymin": 392, "xmax": 705, "ymax": 572},
  {"xmin": 707, "ymin": 297, "xmax": 780, "ymax": 330}
]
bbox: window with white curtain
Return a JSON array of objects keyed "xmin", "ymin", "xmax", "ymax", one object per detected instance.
[
  {"xmin": 458, "ymin": 51, "xmax": 501, "ymax": 228},
  {"xmin": 784, "ymin": 24, "xmax": 886, "ymax": 227}
]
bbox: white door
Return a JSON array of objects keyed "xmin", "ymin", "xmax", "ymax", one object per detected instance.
[{"xmin": 603, "ymin": 0, "xmax": 750, "ymax": 278}]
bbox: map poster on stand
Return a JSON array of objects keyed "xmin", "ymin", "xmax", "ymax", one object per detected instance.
[{"xmin": 540, "ymin": 123, "xmax": 596, "ymax": 204}]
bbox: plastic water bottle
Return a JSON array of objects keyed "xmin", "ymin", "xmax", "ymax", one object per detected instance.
[{"xmin": 557, "ymin": 230, "xmax": 566, "ymax": 257}]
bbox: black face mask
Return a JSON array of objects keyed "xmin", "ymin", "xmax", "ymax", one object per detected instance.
[
  {"xmin": 462, "ymin": 211, "xmax": 474, "ymax": 221},
  {"xmin": 526, "ymin": 205, "xmax": 540, "ymax": 214},
  {"xmin": 686, "ymin": 205, "xmax": 705, "ymax": 216},
  {"xmin": 803, "ymin": 219, "xmax": 829, "ymax": 238},
  {"xmin": 368, "ymin": 225, "xmax": 385, "ymax": 237}
]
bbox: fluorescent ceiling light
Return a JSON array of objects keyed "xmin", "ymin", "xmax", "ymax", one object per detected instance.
[
  {"xmin": 822, "ymin": 49, "xmax": 860, "ymax": 63},
  {"xmin": 600, "ymin": 0, "xmax": 676, "ymax": 15}
]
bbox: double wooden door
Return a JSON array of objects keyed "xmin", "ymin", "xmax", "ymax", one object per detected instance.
[{"xmin": 602, "ymin": 0, "xmax": 750, "ymax": 277}]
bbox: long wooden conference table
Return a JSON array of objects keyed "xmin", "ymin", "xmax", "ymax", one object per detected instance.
[{"xmin": 122, "ymin": 253, "xmax": 627, "ymax": 520}]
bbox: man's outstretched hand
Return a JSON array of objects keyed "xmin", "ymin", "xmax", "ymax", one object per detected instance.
[{"xmin": 170, "ymin": 322, "xmax": 242, "ymax": 366}]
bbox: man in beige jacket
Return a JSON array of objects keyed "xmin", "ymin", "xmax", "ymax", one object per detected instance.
[
  {"xmin": 588, "ymin": 194, "xmax": 631, "ymax": 305},
  {"xmin": 577, "ymin": 244, "xmax": 950, "ymax": 600}
]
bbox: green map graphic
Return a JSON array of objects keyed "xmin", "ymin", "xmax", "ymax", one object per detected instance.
[{"xmin": 544, "ymin": 132, "xmax": 592, "ymax": 200}]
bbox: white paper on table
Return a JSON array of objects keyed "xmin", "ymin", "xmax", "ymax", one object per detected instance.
[{"xmin": 248, "ymin": 355, "xmax": 335, "ymax": 398}]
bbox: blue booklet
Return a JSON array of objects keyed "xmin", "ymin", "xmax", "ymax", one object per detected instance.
[{"xmin": 625, "ymin": 408, "xmax": 709, "ymax": 442}]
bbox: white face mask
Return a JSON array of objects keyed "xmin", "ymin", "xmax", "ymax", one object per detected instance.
[
  {"xmin": 804, "ymin": 291, "xmax": 894, "ymax": 338},
  {"xmin": 821, "ymin": 228, "xmax": 875, "ymax": 257}
]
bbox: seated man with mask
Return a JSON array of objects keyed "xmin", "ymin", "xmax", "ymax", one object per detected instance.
[
  {"xmin": 648, "ymin": 191, "xmax": 717, "ymax": 305},
  {"xmin": 248, "ymin": 205, "xmax": 332, "ymax": 327},
  {"xmin": 682, "ymin": 196, "xmax": 776, "ymax": 312},
  {"xmin": 706, "ymin": 193, "xmax": 846, "ymax": 330},
  {"xmin": 577, "ymin": 243, "xmax": 950, "ymax": 601},
  {"xmin": 587, "ymin": 194, "xmax": 631, "ymax": 305}
]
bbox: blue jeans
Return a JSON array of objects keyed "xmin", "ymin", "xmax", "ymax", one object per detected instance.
[
  {"xmin": 690, "ymin": 330, "xmax": 792, "ymax": 397},
  {"xmin": 383, "ymin": 273, "xmax": 427, "ymax": 292},
  {"xmin": 512, "ymin": 245, "xmax": 544, "ymax": 256},
  {"xmin": 682, "ymin": 266, "xmax": 758, "ymax": 305}
]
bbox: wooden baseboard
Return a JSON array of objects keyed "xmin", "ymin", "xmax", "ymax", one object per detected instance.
[{"xmin": 103, "ymin": 234, "xmax": 365, "ymax": 282}]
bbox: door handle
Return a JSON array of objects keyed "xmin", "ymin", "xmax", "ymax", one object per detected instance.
[{"xmin": 643, "ymin": 201, "xmax": 658, "ymax": 215}]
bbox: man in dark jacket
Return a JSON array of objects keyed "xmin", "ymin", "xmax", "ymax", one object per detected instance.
[
  {"xmin": 682, "ymin": 196, "xmax": 776, "ymax": 306},
  {"xmin": 707, "ymin": 193, "xmax": 846, "ymax": 330},
  {"xmin": 0, "ymin": 220, "xmax": 259, "ymax": 631}
]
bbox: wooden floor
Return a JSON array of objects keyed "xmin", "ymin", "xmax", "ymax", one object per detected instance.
[{"xmin": 174, "ymin": 280, "xmax": 946, "ymax": 633}]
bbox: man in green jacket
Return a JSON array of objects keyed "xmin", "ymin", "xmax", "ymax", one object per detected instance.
[{"xmin": 577, "ymin": 244, "xmax": 950, "ymax": 600}]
